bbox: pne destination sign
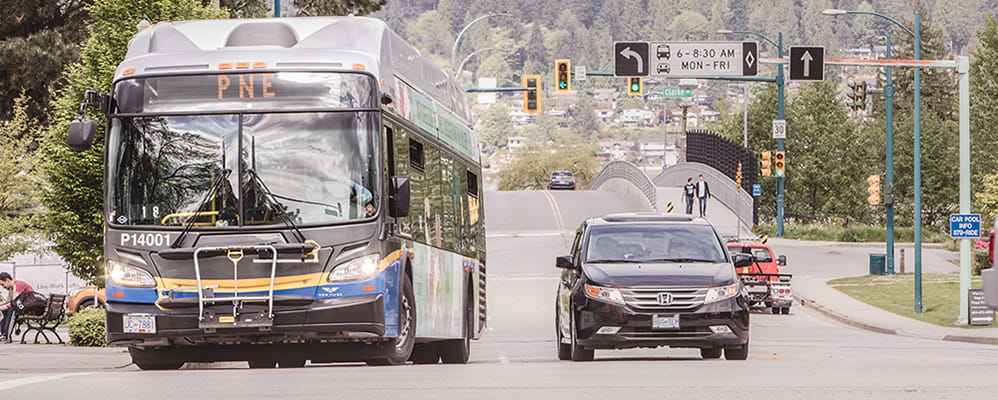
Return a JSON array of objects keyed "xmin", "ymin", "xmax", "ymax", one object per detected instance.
[{"xmin": 650, "ymin": 41, "xmax": 758, "ymax": 78}]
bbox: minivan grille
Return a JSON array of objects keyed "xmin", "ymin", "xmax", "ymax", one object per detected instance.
[{"xmin": 620, "ymin": 286, "xmax": 708, "ymax": 312}]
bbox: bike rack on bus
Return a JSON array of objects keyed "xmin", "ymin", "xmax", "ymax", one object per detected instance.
[{"xmin": 172, "ymin": 241, "xmax": 319, "ymax": 331}]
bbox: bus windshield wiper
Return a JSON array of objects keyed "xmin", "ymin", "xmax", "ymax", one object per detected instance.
[
  {"xmin": 245, "ymin": 169, "xmax": 307, "ymax": 243},
  {"xmin": 170, "ymin": 168, "xmax": 231, "ymax": 249}
]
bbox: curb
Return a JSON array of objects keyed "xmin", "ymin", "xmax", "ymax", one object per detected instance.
[
  {"xmin": 799, "ymin": 295, "xmax": 998, "ymax": 346},
  {"xmin": 797, "ymin": 296, "xmax": 899, "ymax": 336}
]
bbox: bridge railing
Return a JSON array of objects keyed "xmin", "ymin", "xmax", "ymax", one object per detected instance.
[
  {"xmin": 590, "ymin": 161, "xmax": 658, "ymax": 211},
  {"xmin": 652, "ymin": 162, "xmax": 754, "ymax": 229}
]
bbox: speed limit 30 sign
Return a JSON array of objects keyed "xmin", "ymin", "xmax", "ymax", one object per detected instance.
[{"xmin": 772, "ymin": 119, "xmax": 786, "ymax": 139}]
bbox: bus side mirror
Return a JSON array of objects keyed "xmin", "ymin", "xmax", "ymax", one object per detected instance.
[
  {"xmin": 390, "ymin": 176, "xmax": 410, "ymax": 218},
  {"xmin": 733, "ymin": 253, "xmax": 754, "ymax": 268},
  {"xmin": 777, "ymin": 255, "xmax": 787, "ymax": 266},
  {"xmin": 68, "ymin": 119, "xmax": 97, "ymax": 152}
]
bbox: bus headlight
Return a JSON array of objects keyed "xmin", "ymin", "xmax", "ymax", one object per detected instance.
[
  {"xmin": 704, "ymin": 282, "xmax": 741, "ymax": 303},
  {"xmin": 328, "ymin": 254, "xmax": 383, "ymax": 283},
  {"xmin": 107, "ymin": 260, "xmax": 156, "ymax": 288}
]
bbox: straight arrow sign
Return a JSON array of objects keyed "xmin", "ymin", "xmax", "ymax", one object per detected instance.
[{"xmin": 789, "ymin": 46, "xmax": 825, "ymax": 81}]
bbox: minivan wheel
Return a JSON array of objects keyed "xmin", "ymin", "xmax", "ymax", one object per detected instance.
[
  {"xmin": 569, "ymin": 312, "xmax": 594, "ymax": 362},
  {"xmin": 724, "ymin": 340, "xmax": 750, "ymax": 360},
  {"xmin": 700, "ymin": 347, "xmax": 722, "ymax": 359}
]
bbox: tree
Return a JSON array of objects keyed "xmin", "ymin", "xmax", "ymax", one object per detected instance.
[
  {"xmin": 970, "ymin": 14, "xmax": 998, "ymax": 202},
  {"xmin": 0, "ymin": 0, "xmax": 93, "ymax": 124},
  {"xmin": 497, "ymin": 142, "xmax": 601, "ymax": 190},
  {"xmin": 783, "ymin": 82, "xmax": 875, "ymax": 224},
  {"xmin": 42, "ymin": 0, "xmax": 226, "ymax": 283},
  {"xmin": 667, "ymin": 10, "xmax": 710, "ymax": 41},
  {"xmin": 0, "ymin": 94, "xmax": 45, "ymax": 260},
  {"xmin": 477, "ymin": 103, "xmax": 515, "ymax": 149},
  {"xmin": 294, "ymin": 0, "xmax": 385, "ymax": 16},
  {"xmin": 569, "ymin": 94, "xmax": 603, "ymax": 140}
]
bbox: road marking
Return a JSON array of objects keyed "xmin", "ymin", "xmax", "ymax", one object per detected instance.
[
  {"xmin": 497, "ymin": 353, "xmax": 511, "ymax": 365},
  {"xmin": 486, "ymin": 232, "xmax": 563, "ymax": 238},
  {"xmin": 540, "ymin": 190, "xmax": 567, "ymax": 233},
  {"xmin": 752, "ymin": 354, "xmax": 947, "ymax": 361},
  {"xmin": 0, "ymin": 372, "xmax": 93, "ymax": 392}
]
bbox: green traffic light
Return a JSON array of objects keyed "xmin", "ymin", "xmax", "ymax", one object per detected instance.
[
  {"xmin": 559, "ymin": 81, "xmax": 567, "ymax": 89},
  {"xmin": 631, "ymin": 83, "xmax": 640, "ymax": 92}
]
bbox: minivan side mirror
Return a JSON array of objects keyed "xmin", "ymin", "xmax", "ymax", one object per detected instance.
[
  {"xmin": 68, "ymin": 119, "xmax": 97, "ymax": 152},
  {"xmin": 555, "ymin": 255, "xmax": 575, "ymax": 269},
  {"xmin": 777, "ymin": 255, "xmax": 787, "ymax": 266},
  {"xmin": 733, "ymin": 253, "xmax": 754, "ymax": 268},
  {"xmin": 390, "ymin": 176, "xmax": 410, "ymax": 218}
]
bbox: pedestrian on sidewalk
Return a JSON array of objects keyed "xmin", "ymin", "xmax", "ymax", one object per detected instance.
[
  {"xmin": 682, "ymin": 178, "xmax": 696, "ymax": 215},
  {"xmin": 696, "ymin": 174, "xmax": 711, "ymax": 217},
  {"xmin": 0, "ymin": 272, "xmax": 35, "ymax": 343}
]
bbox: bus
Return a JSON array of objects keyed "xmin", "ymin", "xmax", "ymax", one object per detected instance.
[{"xmin": 67, "ymin": 16, "xmax": 486, "ymax": 369}]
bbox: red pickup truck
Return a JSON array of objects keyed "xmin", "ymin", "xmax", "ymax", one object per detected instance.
[{"xmin": 726, "ymin": 238, "xmax": 793, "ymax": 314}]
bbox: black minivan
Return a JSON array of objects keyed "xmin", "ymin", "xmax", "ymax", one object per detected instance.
[{"xmin": 555, "ymin": 213, "xmax": 753, "ymax": 361}]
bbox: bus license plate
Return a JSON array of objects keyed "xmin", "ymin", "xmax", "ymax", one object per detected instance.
[
  {"xmin": 123, "ymin": 314, "xmax": 157, "ymax": 334},
  {"xmin": 652, "ymin": 314, "xmax": 680, "ymax": 330}
]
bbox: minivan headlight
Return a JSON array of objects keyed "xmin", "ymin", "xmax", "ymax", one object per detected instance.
[
  {"xmin": 328, "ymin": 254, "xmax": 383, "ymax": 283},
  {"xmin": 107, "ymin": 260, "xmax": 156, "ymax": 288},
  {"xmin": 704, "ymin": 282, "xmax": 741, "ymax": 303},
  {"xmin": 584, "ymin": 284, "xmax": 625, "ymax": 305}
]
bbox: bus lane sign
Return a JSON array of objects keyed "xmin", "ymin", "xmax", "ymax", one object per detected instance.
[{"xmin": 949, "ymin": 213, "xmax": 981, "ymax": 239}]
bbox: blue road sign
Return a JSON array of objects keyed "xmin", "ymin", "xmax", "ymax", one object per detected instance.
[
  {"xmin": 950, "ymin": 214, "xmax": 981, "ymax": 239},
  {"xmin": 752, "ymin": 184, "xmax": 761, "ymax": 197}
]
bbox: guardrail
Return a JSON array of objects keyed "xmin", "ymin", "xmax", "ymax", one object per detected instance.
[
  {"xmin": 590, "ymin": 161, "xmax": 658, "ymax": 211},
  {"xmin": 652, "ymin": 162, "xmax": 755, "ymax": 229}
]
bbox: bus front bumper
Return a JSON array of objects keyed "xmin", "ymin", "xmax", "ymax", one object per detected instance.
[{"xmin": 106, "ymin": 294, "xmax": 385, "ymax": 347}]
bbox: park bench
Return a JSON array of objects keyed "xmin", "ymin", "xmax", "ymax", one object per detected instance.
[{"xmin": 15, "ymin": 294, "xmax": 67, "ymax": 344}]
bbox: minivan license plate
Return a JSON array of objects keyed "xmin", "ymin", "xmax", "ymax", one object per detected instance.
[
  {"xmin": 123, "ymin": 314, "xmax": 156, "ymax": 334},
  {"xmin": 652, "ymin": 314, "xmax": 680, "ymax": 330}
]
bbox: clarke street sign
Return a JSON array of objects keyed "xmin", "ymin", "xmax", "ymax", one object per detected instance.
[
  {"xmin": 649, "ymin": 41, "xmax": 757, "ymax": 78},
  {"xmin": 789, "ymin": 46, "xmax": 825, "ymax": 81},
  {"xmin": 662, "ymin": 86, "xmax": 693, "ymax": 98},
  {"xmin": 614, "ymin": 42, "xmax": 649, "ymax": 77}
]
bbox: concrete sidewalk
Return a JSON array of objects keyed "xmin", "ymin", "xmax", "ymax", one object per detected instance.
[
  {"xmin": 0, "ymin": 342, "xmax": 130, "ymax": 371},
  {"xmin": 795, "ymin": 279, "xmax": 998, "ymax": 344}
]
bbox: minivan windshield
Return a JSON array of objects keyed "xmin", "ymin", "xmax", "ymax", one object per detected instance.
[{"xmin": 585, "ymin": 224, "xmax": 727, "ymax": 263}]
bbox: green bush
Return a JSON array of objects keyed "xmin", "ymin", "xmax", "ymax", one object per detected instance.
[
  {"xmin": 67, "ymin": 307, "xmax": 106, "ymax": 347},
  {"xmin": 752, "ymin": 224, "xmax": 950, "ymax": 243},
  {"xmin": 973, "ymin": 248, "xmax": 990, "ymax": 276}
]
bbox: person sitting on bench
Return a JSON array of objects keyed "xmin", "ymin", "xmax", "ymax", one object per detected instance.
[{"xmin": 0, "ymin": 272, "xmax": 34, "ymax": 344}]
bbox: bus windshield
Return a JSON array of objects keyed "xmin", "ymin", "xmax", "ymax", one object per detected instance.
[{"xmin": 107, "ymin": 111, "xmax": 380, "ymax": 227}]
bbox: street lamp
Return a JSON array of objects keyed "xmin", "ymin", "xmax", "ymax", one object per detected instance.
[
  {"xmin": 451, "ymin": 13, "xmax": 510, "ymax": 75},
  {"xmin": 717, "ymin": 29, "xmax": 786, "ymax": 237},
  {"xmin": 823, "ymin": 8, "xmax": 923, "ymax": 313},
  {"xmin": 454, "ymin": 47, "xmax": 499, "ymax": 83}
]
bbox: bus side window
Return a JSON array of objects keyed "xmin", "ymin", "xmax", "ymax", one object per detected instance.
[
  {"xmin": 439, "ymin": 155, "xmax": 458, "ymax": 252},
  {"xmin": 424, "ymin": 145, "xmax": 442, "ymax": 247},
  {"xmin": 464, "ymin": 169, "xmax": 479, "ymax": 257}
]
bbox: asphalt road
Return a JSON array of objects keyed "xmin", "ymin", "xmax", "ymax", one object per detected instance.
[{"xmin": 2, "ymin": 189, "xmax": 997, "ymax": 399}]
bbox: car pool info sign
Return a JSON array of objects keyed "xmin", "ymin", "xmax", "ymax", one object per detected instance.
[
  {"xmin": 949, "ymin": 213, "xmax": 981, "ymax": 239},
  {"xmin": 649, "ymin": 41, "xmax": 758, "ymax": 78}
]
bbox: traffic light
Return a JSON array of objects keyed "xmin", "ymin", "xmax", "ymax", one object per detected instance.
[
  {"xmin": 555, "ymin": 59, "xmax": 571, "ymax": 93},
  {"xmin": 846, "ymin": 81, "xmax": 867, "ymax": 113},
  {"xmin": 760, "ymin": 151, "xmax": 772, "ymax": 177},
  {"xmin": 859, "ymin": 80, "xmax": 867, "ymax": 111},
  {"xmin": 627, "ymin": 77, "xmax": 642, "ymax": 96},
  {"xmin": 773, "ymin": 151, "xmax": 786, "ymax": 177},
  {"xmin": 867, "ymin": 174, "xmax": 882, "ymax": 205},
  {"xmin": 735, "ymin": 162, "xmax": 743, "ymax": 191},
  {"xmin": 523, "ymin": 74, "xmax": 541, "ymax": 114}
]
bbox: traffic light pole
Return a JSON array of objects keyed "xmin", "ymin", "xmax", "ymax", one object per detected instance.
[
  {"xmin": 775, "ymin": 32, "xmax": 786, "ymax": 237},
  {"xmin": 884, "ymin": 34, "xmax": 896, "ymax": 275}
]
